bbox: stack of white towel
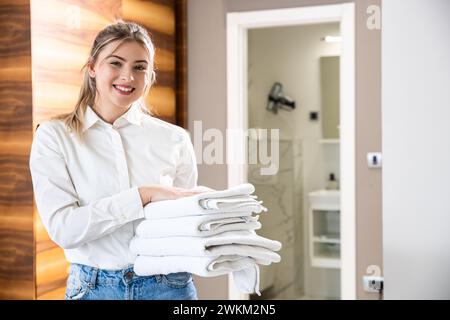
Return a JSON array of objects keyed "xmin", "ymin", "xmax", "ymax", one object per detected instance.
[{"xmin": 130, "ymin": 183, "xmax": 282, "ymax": 295}]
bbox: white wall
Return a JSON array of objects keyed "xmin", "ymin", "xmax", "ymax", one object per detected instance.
[{"xmin": 382, "ymin": 0, "xmax": 450, "ymax": 299}]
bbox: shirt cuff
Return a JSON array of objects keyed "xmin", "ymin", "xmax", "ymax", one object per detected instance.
[{"xmin": 114, "ymin": 187, "xmax": 145, "ymax": 222}]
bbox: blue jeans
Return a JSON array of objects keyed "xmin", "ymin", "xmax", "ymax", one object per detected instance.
[{"xmin": 65, "ymin": 263, "xmax": 198, "ymax": 300}]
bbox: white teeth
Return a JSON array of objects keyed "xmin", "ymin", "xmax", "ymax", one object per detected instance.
[{"xmin": 114, "ymin": 85, "xmax": 133, "ymax": 92}]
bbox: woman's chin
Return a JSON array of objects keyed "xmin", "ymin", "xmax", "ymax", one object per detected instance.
[
  {"xmin": 111, "ymin": 97, "xmax": 137, "ymax": 109},
  {"xmin": 111, "ymin": 91, "xmax": 140, "ymax": 105}
]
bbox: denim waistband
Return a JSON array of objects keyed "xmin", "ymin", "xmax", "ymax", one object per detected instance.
[{"xmin": 69, "ymin": 263, "xmax": 160, "ymax": 287}]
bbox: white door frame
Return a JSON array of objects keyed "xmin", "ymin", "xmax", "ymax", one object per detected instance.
[{"xmin": 226, "ymin": 3, "xmax": 356, "ymax": 300}]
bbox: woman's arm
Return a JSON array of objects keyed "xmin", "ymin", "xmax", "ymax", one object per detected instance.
[{"xmin": 29, "ymin": 123, "xmax": 197, "ymax": 250}]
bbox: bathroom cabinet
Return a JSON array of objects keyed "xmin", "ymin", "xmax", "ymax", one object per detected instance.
[{"xmin": 308, "ymin": 190, "xmax": 341, "ymax": 269}]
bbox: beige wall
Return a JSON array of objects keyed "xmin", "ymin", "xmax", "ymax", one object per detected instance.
[
  {"xmin": 188, "ymin": 0, "xmax": 382, "ymax": 300},
  {"xmin": 188, "ymin": 0, "xmax": 229, "ymax": 300},
  {"xmin": 355, "ymin": 0, "xmax": 382, "ymax": 300}
]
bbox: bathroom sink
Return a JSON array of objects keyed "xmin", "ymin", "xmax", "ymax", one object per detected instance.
[{"xmin": 308, "ymin": 189, "xmax": 340, "ymax": 208}]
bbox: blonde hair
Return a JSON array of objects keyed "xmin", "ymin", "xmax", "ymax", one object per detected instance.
[{"xmin": 53, "ymin": 20, "xmax": 156, "ymax": 141}]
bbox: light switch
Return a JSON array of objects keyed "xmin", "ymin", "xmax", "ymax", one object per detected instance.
[{"xmin": 367, "ymin": 152, "xmax": 382, "ymax": 168}]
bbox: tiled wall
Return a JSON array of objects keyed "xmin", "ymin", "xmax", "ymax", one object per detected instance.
[{"xmin": 248, "ymin": 139, "xmax": 303, "ymax": 299}]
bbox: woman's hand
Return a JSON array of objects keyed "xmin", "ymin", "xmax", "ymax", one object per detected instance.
[{"xmin": 138, "ymin": 185, "xmax": 207, "ymax": 206}]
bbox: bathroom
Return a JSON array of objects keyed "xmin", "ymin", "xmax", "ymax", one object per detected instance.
[{"xmin": 246, "ymin": 22, "xmax": 341, "ymax": 300}]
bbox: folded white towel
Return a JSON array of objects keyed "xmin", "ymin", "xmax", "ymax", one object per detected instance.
[
  {"xmin": 131, "ymin": 239, "xmax": 280, "ymax": 265},
  {"xmin": 131, "ymin": 183, "xmax": 281, "ymax": 296},
  {"xmin": 143, "ymin": 183, "xmax": 267, "ymax": 219},
  {"xmin": 135, "ymin": 212, "xmax": 261, "ymax": 238},
  {"xmin": 133, "ymin": 255, "xmax": 261, "ymax": 295},
  {"xmin": 198, "ymin": 195, "xmax": 258, "ymax": 210},
  {"xmin": 130, "ymin": 230, "xmax": 282, "ymax": 256}
]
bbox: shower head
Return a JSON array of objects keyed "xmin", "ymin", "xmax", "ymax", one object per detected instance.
[{"xmin": 266, "ymin": 82, "xmax": 296, "ymax": 114}]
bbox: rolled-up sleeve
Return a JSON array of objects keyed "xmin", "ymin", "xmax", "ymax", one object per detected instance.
[
  {"xmin": 172, "ymin": 130, "xmax": 198, "ymax": 189},
  {"xmin": 29, "ymin": 122, "xmax": 144, "ymax": 250}
]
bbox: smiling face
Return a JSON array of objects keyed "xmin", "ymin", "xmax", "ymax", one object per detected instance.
[{"xmin": 88, "ymin": 40, "xmax": 151, "ymax": 113}]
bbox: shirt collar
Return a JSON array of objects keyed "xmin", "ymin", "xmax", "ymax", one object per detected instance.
[{"xmin": 83, "ymin": 103, "xmax": 144, "ymax": 132}]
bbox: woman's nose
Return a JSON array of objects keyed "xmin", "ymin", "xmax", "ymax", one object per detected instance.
[{"xmin": 120, "ymin": 69, "xmax": 134, "ymax": 82}]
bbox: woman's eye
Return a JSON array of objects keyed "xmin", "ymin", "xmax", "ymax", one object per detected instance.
[
  {"xmin": 135, "ymin": 65, "xmax": 147, "ymax": 71},
  {"xmin": 110, "ymin": 61, "xmax": 122, "ymax": 67}
]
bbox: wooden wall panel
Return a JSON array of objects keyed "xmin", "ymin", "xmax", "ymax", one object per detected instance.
[
  {"xmin": 0, "ymin": 0, "xmax": 35, "ymax": 300},
  {"xmin": 175, "ymin": 0, "xmax": 187, "ymax": 128}
]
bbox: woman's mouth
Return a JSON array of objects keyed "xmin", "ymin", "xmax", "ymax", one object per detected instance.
[{"xmin": 113, "ymin": 84, "xmax": 135, "ymax": 95}]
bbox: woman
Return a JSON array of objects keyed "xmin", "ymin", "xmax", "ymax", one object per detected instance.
[{"xmin": 29, "ymin": 20, "xmax": 201, "ymax": 300}]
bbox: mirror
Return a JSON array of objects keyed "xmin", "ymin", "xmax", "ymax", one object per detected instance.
[{"xmin": 320, "ymin": 56, "xmax": 340, "ymax": 140}]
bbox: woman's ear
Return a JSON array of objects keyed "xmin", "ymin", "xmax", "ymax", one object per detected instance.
[
  {"xmin": 87, "ymin": 62, "xmax": 96, "ymax": 78},
  {"xmin": 150, "ymin": 70, "xmax": 156, "ymax": 85}
]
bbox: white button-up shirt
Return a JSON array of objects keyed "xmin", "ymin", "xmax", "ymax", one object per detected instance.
[{"xmin": 29, "ymin": 104, "xmax": 197, "ymax": 269}]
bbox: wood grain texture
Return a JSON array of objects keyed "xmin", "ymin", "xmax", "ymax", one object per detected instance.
[
  {"xmin": 36, "ymin": 247, "xmax": 69, "ymax": 298},
  {"xmin": 175, "ymin": 0, "xmax": 187, "ymax": 128},
  {"xmin": 122, "ymin": 0, "xmax": 175, "ymax": 35},
  {"xmin": 0, "ymin": 0, "xmax": 35, "ymax": 300}
]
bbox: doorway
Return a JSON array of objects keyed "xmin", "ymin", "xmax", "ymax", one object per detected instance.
[{"xmin": 226, "ymin": 3, "xmax": 355, "ymax": 299}]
